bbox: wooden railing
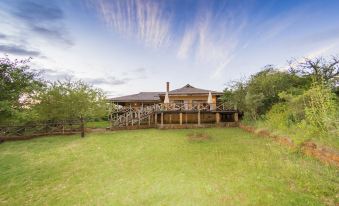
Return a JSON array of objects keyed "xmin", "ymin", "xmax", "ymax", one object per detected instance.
[
  {"xmin": 113, "ymin": 102, "xmax": 233, "ymax": 113},
  {"xmin": 0, "ymin": 120, "xmax": 84, "ymax": 141},
  {"xmin": 110, "ymin": 102, "xmax": 235, "ymax": 127}
]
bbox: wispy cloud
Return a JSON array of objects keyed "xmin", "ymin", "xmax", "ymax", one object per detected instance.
[
  {"xmin": 281, "ymin": 40, "xmax": 339, "ymax": 71},
  {"xmin": 9, "ymin": 1, "xmax": 73, "ymax": 46},
  {"xmin": 40, "ymin": 67, "xmax": 130, "ymax": 86},
  {"xmin": 85, "ymin": 76, "xmax": 130, "ymax": 86},
  {"xmin": 0, "ymin": 44, "xmax": 40, "ymax": 56},
  {"xmin": 90, "ymin": 0, "xmax": 171, "ymax": 48},
  {"xmin": 256, "ymin": 5, "xmax": 309, "ymax": 41},
  {"xmin": 177, "ymin": 2, "xmax": 248, "ymax": 79},
  {"xmin": 0, "ymin": 33, "xmax": 7, "ymax": 39},
  {"xmin": 39, "ymin": 68, "xmax": 74, "ymax": 81}
]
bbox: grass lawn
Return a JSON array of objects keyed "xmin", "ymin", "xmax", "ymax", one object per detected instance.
[
  {"xmin": 0, "ymin": 128, "xmax": 338, "ymax": 205},
  {"xmin": 85, "ymin": 121, "xmax": 110, "ymax": 128}
]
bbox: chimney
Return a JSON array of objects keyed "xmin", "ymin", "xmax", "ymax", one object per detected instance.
[{"xmin": 166, "ymin": 82, "xmax": 170, "ymax": 92}]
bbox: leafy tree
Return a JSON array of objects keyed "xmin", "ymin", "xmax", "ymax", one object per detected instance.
[
  {"xmin": 0, "ymin": 56, "xmax": 43, "ymax": 123},
  {"xmin": 223, "ymin": 66, "xmax": 307, "ymax": 120},
  {"xmin": 34, "ymin": 80, "xmax": 107, "ymax": 121},
  {"xmin": 302, "ymin": 82, "xmax": 337, "ymax": 134},
  {"xmin": 246, "ymin": 66, "xmax": 308, "ymax": 115},
  {"xmin": 244, "ymin": 92, "xmax": 264, "ymax": 120},
  {"xmin": 221, "ymin": 79, "xmax": 247, "ymax": 111}
]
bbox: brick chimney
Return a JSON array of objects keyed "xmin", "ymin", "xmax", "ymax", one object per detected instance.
[{"xmin": 166, "ymin": 82, "xmax": 170, "ymax": 92}]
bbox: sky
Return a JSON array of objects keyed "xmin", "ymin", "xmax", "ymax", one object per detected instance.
[{"xmin": 0, "ymin": 0, "xmax": 339, "ymax": 97}]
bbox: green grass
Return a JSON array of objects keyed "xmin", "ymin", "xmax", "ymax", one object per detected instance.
[
  {"xmin": 85, "ymin": 121, "xmax": 110, "ymax": 128},
  {"xmin": 0, "ymin": 128, "xmax": 338, "ymax": 205},
  {"xmin": 252, "ymin": 120, "xmax": 339, "ymax": 150}
]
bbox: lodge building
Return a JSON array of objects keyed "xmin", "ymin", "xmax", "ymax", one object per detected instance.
[{"xmin": 109, "ymin": 82, "xmax": 239, "ymax": 129}]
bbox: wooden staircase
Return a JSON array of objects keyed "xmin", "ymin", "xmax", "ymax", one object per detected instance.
[{"xmin": 111, "ymin": 105, "xmax": 156, "ymax": 127}]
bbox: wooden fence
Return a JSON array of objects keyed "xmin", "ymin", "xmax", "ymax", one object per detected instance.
[{"xmin": 0, "ymin": 119, "xmax": 85, "ymax": 142}]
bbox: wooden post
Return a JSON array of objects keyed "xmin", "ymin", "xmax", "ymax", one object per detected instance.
[
  {"xmin": 125, "ymin": 113, "xmax": 128, "ymax": 126},
  {"xmin": 62, "ymin": 120, "xmax": 65, "ymax": 134},
  {"xmin": 148, "ymin": 115, "xmax": 151, "ymax": 126},
  {"xmin": 155, "ymin": 113, "xmax": 157, "ymax": 125},
  {"xmin": 45, "ymin": 121, "xmax": 48, "ymax": 135},
  {"xmin": 179, "ymin": 113, "xmax": 183, "ymax": 125},
  {"xmin": 169, "ymin": 114, "xmax": 172, "ymax": 124},
  {"xmin": 138, "ymin": 111, "xmax": 141, "ymax": 126},
  {"xmin": 216, "ymin": 113, "xmax": 220, "ymax": 124},
  {"xmin": 161, "ymin": 112, "xmax": 164, "ymax": 127},
  {"xmin": 185, "ymin": 112, "xmax": 188, "ymax": 124},
  {"xmin": 234, "ymin": 112, "xmax": 239, "ymax": 122},
  {"xmin": 80, "ymin": 117, "xmax": 85, "ymax": 138},
  {"xmin": 198, "ymin": 103, "xmax": 201, "ymax": 126},
  {"xmin": 198, "ymin": 111, "xmax": 201, "ymax": 126}
]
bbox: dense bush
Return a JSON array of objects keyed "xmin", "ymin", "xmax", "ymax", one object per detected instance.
[
  {"xmin": 0, "ymin": 56, "xmax": 44, "ymax": 124},
  {"xmin": 224, "ymin": 56, "xmax": 339, "ymax": 146},
  {"xmin": 0, "ymin": 56, "xmax": 108, "ymax": 124},
  {"xmin": 34, "ymin": 80, "xmax": 107, "ymax": 121}
]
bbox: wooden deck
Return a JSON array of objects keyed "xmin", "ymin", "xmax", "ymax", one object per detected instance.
[{"xmin": 110, "ymin": 103, "xmax": 238, "ymax": 128}]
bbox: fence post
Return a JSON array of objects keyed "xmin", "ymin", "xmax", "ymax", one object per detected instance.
[
  {"xmin": 62, "ymin": 120, "xmax": 65, "ymax": 134},
  {"xmin": 80, "ymin": 117, "xmax": 85, "ymax": 138},
  {"xmin": 45, "ymin": 121, "xmax": 48, "ymax": 135}
]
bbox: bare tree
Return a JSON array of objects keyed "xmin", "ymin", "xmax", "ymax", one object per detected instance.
[{"xmin": 288, "ymin": 56, "xmax": 339, "ymax": 82}]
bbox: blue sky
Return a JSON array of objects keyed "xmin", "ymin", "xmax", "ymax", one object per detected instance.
[{"xmin": 0, "ymin": 0, "xmax": 339, "ymax": 97}]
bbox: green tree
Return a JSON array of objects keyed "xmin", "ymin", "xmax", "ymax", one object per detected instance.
[
  {"xmin": 244, "ymin": 92, "xmax": 264, "ymax": 120},
  {"xmin": 246, "ymin": 66, "xmax": 308, "ymax": 115},
  {"xmin": 0, "ymin": 56, "xmax": 43, "ymax": 123},
  {"xmin": 34, "ymin": 80, "xmax": 107, "ymax": 121},
  {"xmin": 302, "ymin": 82, "xmax": 338, "ymax": 135},
  {"xmin": 222, "ymin": 79, "xmax": 247, "ymax": 111}
]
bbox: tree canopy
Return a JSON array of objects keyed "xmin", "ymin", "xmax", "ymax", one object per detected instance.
[
  {"xmin": 0, "ymin": 56, "xmax": 43, "ymax": 123},
  {"xmin": 0, "ymin": 56, "xmax": 108, "ymax": 124},
  {"xmin": 34, "ymin": 80, "xmax": 107, "ymax": 121}
]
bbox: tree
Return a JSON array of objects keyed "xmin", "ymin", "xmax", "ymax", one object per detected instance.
[
  {"xmin": 246, "ymin": 66, "xmax": 308, "ymax": 115},
  {"xmin": 34, "ymin": 80, "xmax": 107, "ymax": 121},
  {"xmin": 0, "ymin": 56, "xmax": 43, "ymax": 123},
  {"xmin": 244, "ymin": 92, "xmax": 264, "ymax": 120},
  {"xmin": 222, "ymin": 79, "xmax": 248, "ymax": 111},
  {"xmin": 288, "ymin": 56, "xmax": 339, "ymax": 83}
]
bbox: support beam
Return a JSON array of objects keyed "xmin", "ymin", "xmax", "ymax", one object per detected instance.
[
  {"xmin": 161, "ymin": 112, "xmax": 164, "ymax": 127},
  {"xmin": 179, "ymin": 113, "xmax": 183, "ymax": 125},
  {"xmin": 138, "ymin": 111, "xmax": 141, "ymax": 125},
  {"xmin": 155, "ymin": 113, "xmax": 157, "ymax": 125},
  {"xmin": 234, "ymin": 112, "xmax": 239, "ymax": 122},
  {"xmin": 216, "ymin": 113, "xmax": 220, "ymax": 124},
  {"xmin": 198, "ymin": 111, "xmax": 201, "ymax": 126}
]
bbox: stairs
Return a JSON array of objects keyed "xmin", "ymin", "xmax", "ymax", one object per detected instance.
[{"xmin": 112, "ymin": 105, "xmax": 156, "ymax": 127}]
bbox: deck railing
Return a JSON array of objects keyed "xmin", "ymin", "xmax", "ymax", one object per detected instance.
[
  {"xmin": 112, "ymin": 102, "xmax": 234, "ymax": 113},
  {"xmin": 0, "ymin": 119, "xmax": 85, "ymax": 141}
]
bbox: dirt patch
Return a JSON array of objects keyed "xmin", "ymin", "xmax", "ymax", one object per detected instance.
[
  {"xmin": 187, "ymin": 132, "xmax": 211, "ymax": 142},
  {"xmin": 240, "ymin": 124, "xmax": 295, "ymax": 148},
  {"xmin": 301, "ymin": 140, "xmax": 339, "ymax": 167},
  {"xmin": 239, "ymin": 123, "xmax": 339, "ymax": 167}
]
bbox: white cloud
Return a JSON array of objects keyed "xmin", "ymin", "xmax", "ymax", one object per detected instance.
[
  {"xmin": 177, "ymin": 5, "xmax": 247, "ymax": 79},
  {"xmin": 90, "ymin": 0, "xmax": 171, "ymax": 48}
]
